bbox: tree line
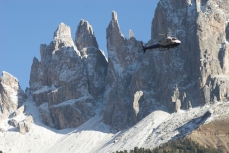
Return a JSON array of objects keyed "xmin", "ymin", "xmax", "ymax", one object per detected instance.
[{"xmin": 114, "ymin": 138, "xmax": 227, "ymax": 153}]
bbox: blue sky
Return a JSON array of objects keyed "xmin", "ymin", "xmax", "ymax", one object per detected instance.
[{"xmin": 0, "ymin": 0, "xmax": 159, "ymax": 90}]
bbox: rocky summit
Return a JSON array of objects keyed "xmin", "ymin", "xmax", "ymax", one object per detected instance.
[
  {"xmin": 29, "ymin": 21, "xmax": 107, "ymax": 129},
  {"xmin": 1, "ymin": 0, "xmax": 229, "ymax": 152},
  {"xmin": 18, "ymin": 0, "xmax": 229, "ymax": 130},
  {"xmin": 103, "ymin": 0, "xmax": 229, "ymax": 130},
  {"xmin": 0, "ymin": 71, "xmax": 26, "ymax": 120}
]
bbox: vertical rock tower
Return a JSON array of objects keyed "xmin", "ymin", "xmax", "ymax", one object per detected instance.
[
  {"xmin": 103, "ymin": 11, "xmax": 144, "ymax": 129},
  {"xmin": 29, "ymin": 0, "xmax": 229, "ymax": 130},
  {"xmin": 0, "ymin": 71, "xmax": 26, "ymax": 120},
  {"xmin": 103, "ymin": 0, "xmax": 229, "ymax": 130},
  {"xmin": 29, "ymin": 21, "xmax": 107, "ymax": 129}
]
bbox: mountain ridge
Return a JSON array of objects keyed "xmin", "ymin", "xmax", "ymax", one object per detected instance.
[{"xmin": 1, "ymin": 0, "xmax": 229, "ymax": 152}]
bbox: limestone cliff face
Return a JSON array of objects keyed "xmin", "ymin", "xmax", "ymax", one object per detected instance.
[
  {"xmin": 103, "ymin": 0, "xmax": 229, "ymax": 130},
  {"xmin": 0, "ymin": 71, "xmax": 26, "ymax": 120},
  {"xmin": 28, "ymin": 0, "xmax": 229, "ymax": 131},
  {"xmin": 196, "ymin": 0, "xmax": 229, "ymax": 103},
  {"xmin": 29, "ymin": 21, "xmax": 107, "ymax": 129},
  {"xmin": 103, "ymin": 11, "xmax": 144, "ymax": 129},
  {"xmin": 136, "ymin": 0, "xmax": 201, "ymax": 112},
  {"xmin": 75, "ymin": 20, "xmax": 107, "ymax": 102}
]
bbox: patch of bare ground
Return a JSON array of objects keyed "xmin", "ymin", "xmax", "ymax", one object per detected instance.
[{"xmin": 187, "ymin": 118, "xmax": 229, "ymax": 152}]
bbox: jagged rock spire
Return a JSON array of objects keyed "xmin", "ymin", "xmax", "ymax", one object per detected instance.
[
  {"xmin": 0, "ymin": 71, "xmax": 26, "ymax": 119},
  {"xmin": 53, "ymin": 22, "xmax": 77, "ymax": 51},
  {"xmin": 29, "ymin": 20, "xmax": 107, "ymax": 129},
  {"xmin": 106, "ymin": 11, "xmax": 124, "ymax": 39},
  {"xmin": 75, "ymin": 19, "xmax": 107, "ymax": 102},
  {"xmin": 54, "ymin": 23, "xmax": 71, "ymax": 41},
  {"xmin": 103, "ymin": 11, "xmax": 143, "ymax": 130},
  {"xmin": 112, "ymin": 11, "xmax": 118, "ymax": 21},
  {"xmin": 129, "ymin": 29, "xmax": 135, "ymax": 39},
  {"xmin": 75, "ymin": 20, "xmax": 99, "ymax": 51}
]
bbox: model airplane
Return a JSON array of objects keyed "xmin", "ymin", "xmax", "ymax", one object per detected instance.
[{"xmin": 142, "ymin": 33, "xmax": 181, "ymax": 53}]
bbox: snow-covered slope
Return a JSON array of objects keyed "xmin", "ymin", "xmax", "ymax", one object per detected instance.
[
  {"xmin": 2, "ymin": 0, "xmax": 229, "ymax": 152},
  {"xmin": 1, "ymin": 95, "xmax": 227, "ymax": 153},
  {"xmin": 0, "ymin": 97, "xmax": 75, "ymax": 153},
  {"xmin": 44, "ymin": 101, "xmax": 229, "ymax": 153}
]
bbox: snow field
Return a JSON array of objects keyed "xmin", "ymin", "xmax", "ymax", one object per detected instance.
[{"xmin": 1, "ymin": 100, "xmax": 229, "ymax": 153}]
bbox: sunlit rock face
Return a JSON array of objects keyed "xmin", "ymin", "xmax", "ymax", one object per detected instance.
[
  {"xmin": 28, "ymin": 0, "xmax": 229, "ymax": 130},
  {"xmin": 103, "ymin": 0, "xmax": 229, "ymax": 130},
  {"xmin": 103, "ymin": 11, "xmax": 145, "ymax": 129},
  {"xmin": 195, "ymin": 0, "xmax": 229, "ymax": 103},
  {"xmin": 29, "ymin": 21, "xmax": 107, "ymax": 129},
  {"xmin": 75, "ymin": 20, "xmax": 108, "ymax": 102},
  {"xmin": 0, "ymin": 71, "xmax": 26, "ymax": 120}
]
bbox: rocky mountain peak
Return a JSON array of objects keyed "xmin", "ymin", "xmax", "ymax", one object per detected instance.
[
  {"xmin": 3, "ymin": 2, "xmax": 229, "ymax": 152},
  {"xmin": 29, "ymin": 19, "xmax": 107, "ymax": 129},
  {"xmin": 103, "ymin": 11, "xmax": 145, "ymax": 129},
  {"xmin": 102, "ymin": 0, "xmax": 229, "ymax": 130},
  {"xmin": 107, "ymin": 11, "xmax": 122, "ymax": 40},
  {"xmin": 75, "ymin": 19, "xmax": 99, "ymax": 51},
  {"xmin": 1, "ymin": 71, "xmax": 19, "ymax": 89},
  {"xmin": 0, "ymin": 71, "xmax": 26, "ymax": 119},
  {"xmin": 54, "ymin": 22, "xmax": 71, "ymax": 40},
  {"xmin": 129, "ymin": 29, "xmax": 135, "ymax": 39},
  {"xmin": 53, "ymin": 22, "xmax": 76, "ymax": 51},
  {"xmin": 112, "ymin": 11, "xmax": 118, "ymax": 21},
  {"xmin": 18, "ymin": 0, "xmax": 229, "ymax": 132}
]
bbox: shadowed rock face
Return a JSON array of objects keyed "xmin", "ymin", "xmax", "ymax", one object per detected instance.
[
  {"xmin": 145, "ymin": 0, "xmax": 201, "ymax": 110},
  {"xmin": 103, "ymin": 0, "xmax": 229, "ymax": 130},
  {"xmin": 29, "ymin": 21, "xmax": 107, "ymax": 129},
  {"xmin": 75, "ymin": 20, "xmax": 99, "ymax": 50},
  {"xmin": 103, "ymin": 11, "xmax": 145, "ymax": 129},
  {"xmin": 0, "ymin": 71, "xmax": 26, "ymax": 120},
  {"xmin": 75, "ymin": 20, "xmax": 108, "ymax": 102},
  {"xmin": 29, "ymin": 0, "xmax": 229, "ymax": 130}
]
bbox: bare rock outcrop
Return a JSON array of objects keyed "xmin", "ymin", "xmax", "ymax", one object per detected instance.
[
  {"xmin": 103, "ymin": 11, "xmax": 144, "ymax": 129},
  {"xmin": 75, "ymin": 20, "xmax": 107, "ymax": 102},
  {"xmin": 26, "ymin": 0, "xmax": 229, "ymax": 131},
  {"xmin": 0, "ymin": 71, "xmax": 26, "ymax": 120},
  {"xmin": 18, "ymin": 115, "xmax": 34, "ymax": 134},
  {"xmin": 38, "ymin": 102, "xmax": 54, "ymax": 127},
  {"xmin": 196, "ymin": 0, "xmax": 229, "ymax": 102},
  {"xmin": 9, "ymin": 105, "xmax": 26, "ymax": 118},
  {"xmin": 103, "ymin": 1, "xmax": 229, "ymax": 130},
  {"xmin": 8, "ymin": 119, "xmax": 18, "ymax": 127},
  {"xmin": 75, "ymin": 20, "xmax": 99, "ymax": 50},
  {"xmin": 29, "ymin": 21, "xmax": 107, "ymax": 129},
  {"xmin": 50, "ymin": 97, "xmax": 95, "ymax": 129}
]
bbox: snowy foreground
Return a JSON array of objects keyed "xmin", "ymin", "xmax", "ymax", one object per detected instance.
[{"xmin": 0, "ymin": 100, "xmax": 228, "ymax": 153}]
